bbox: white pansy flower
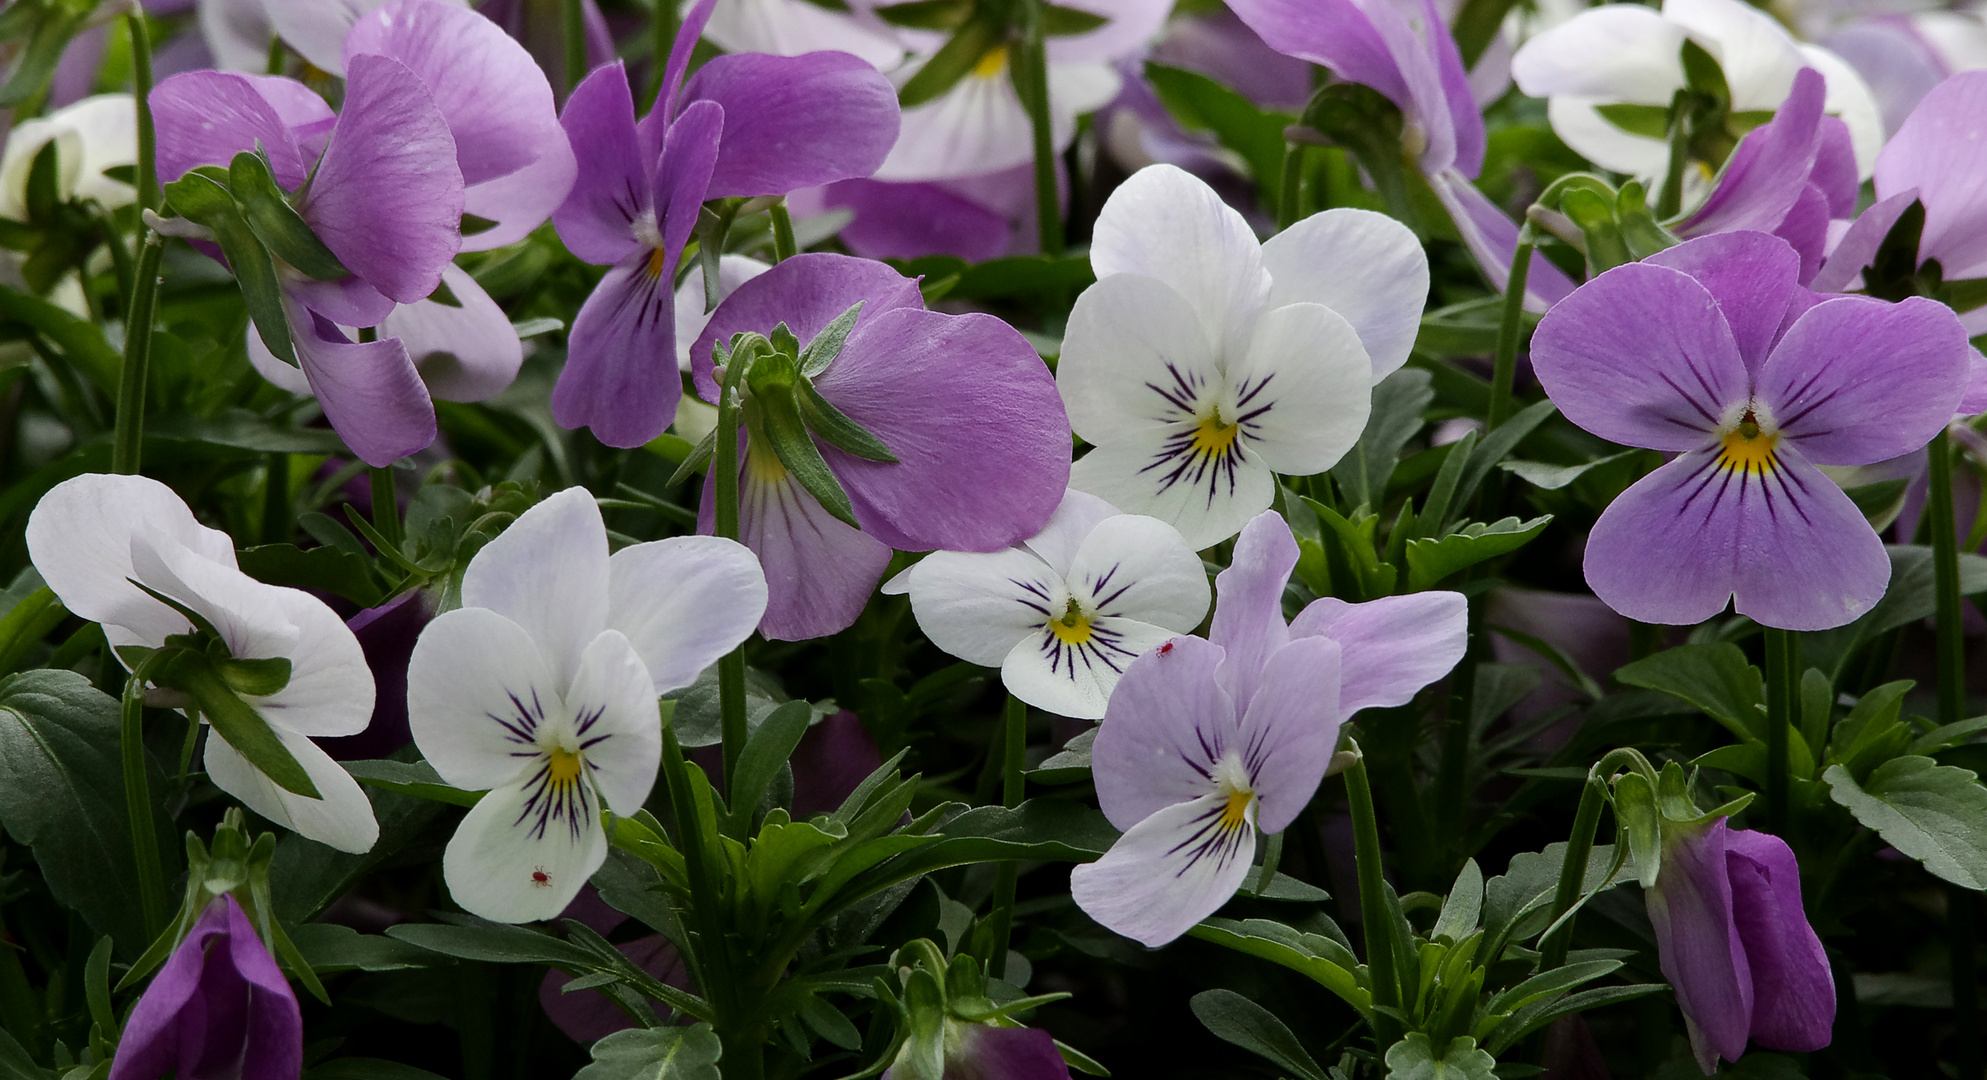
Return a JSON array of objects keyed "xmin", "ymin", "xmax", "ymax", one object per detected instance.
[
  {"xmin": 407, "ymin": 487, "xmax": 767, "ymax": 923},
  {"xmin": 1056, "ymin": 164, "xmax": 1427, "ymax": 550},
  {"xmin": 25, "ymin": 474, "xmax": 379, "ymax": 853},
  {"xmin": 0, "ymin": 95, "xmax": 136, "ymax": 222},
  {"xmin": 883, "ymin": 489, "xmax": 1210, "ymax": 719}
]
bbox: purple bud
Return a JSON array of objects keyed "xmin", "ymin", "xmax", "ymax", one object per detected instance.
[{"xmin": 108, "ymin": 896, "xmax": 301, "ymax": 1080}]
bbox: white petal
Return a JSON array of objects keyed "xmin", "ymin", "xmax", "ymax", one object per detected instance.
[
  {"xmin": 46, "ymin": 95, "xmax": 137, "ymax": 213},
  {"xmin": 442, "ymin": 769, "xmax": 607, "ymax": 923},
  {"xmin": 25, "ymin": 474, "xmax": 235, "ymax": 643},
  {"xmin": 250, "ymin": 579, "xmax": 374, "ymax": 738},
  {"xmin": 1800, "ymin": 44, "xmax": 1883, "ymax": 180},
  {"xmin": 1089, "ymin": 165, "xmax": 1270, "ymax": 360},
  {"xmin": 1070, "ymin": 792, "xmax": 1257, "ymax": 948},
  {"xmin": 460, "ymin": 141, "xmax": 579, "ymax": 253},
  {"xmin": 905, "ymin": 547, "xmax": 1062, "ymax": 667},
  {"xmin": 1069, "ymin": 433, "xmax": 1276, "ymax": 551},
  {"xmin": 1510, "ymin": 5, "xmax": 1687, "ymax": 102},
  {"xmin": 701, "ymin": 0, "xmax": 907, "ymax": 68},
  {"xmin": 202, "ymin": 0, "xmax": 276, "ymax": 72},
  {"xmin": 407, "ymin": 606, "xmax": 561, "ymax": 792},
  {"xmin": 129, "ymin": 528, "xmax": 299, "ymax": 657},
  {"xmin": 1058, "ymin": 272, "xmax": 1223, "ymax": 446},
  {"xmin": 1066, "ymin": 515, "xmax": 1209, "ymax": 631},
  {"xmin": 1018, "ymin": 489, "xmax": 1120, "ymax": 578},
  {"xmin": 1048, "ymin": 61, "xmax": 1122, "ymax": 118},
  {"xmin": 566, "ymin": 630, "xmax": 661, "ymax": 817},
  {"xmin": 1001, "ymin": 614, "xmax": 1175, "ymax": 719},
  {"xmin": 1664, "ymin": 0, "xmax": 1802, "ymax": 111},
  {"xmin": 204, "ymin": 725, "xmax": 380, "ymax": 853},
  {"xmin": 0, "ymin": 120, "xmax": 82, "ymax": 222},
  {"xmin": 1225, "ymin": 303, "xmax": 1374, "ymax": 476},
  {"xmin": 267, "ymin": 0, "xmax": 375, "ymax": 75},
  {"xmin": 673, "ymin": 255, "xmax": 771, "ymax": 371},
  {"xmin": 1547, "ymin": 96, "xmax": 1673, "ymax": 176},
  {"xmin": 607, "ymin": 536, "xmax": 767, "ymax": 695},
  {"xmin": 1260, "ymin": 209, "xmax": 1429, "ymax": 383},
  {"xmin": 873, "ymin": 66, "xmax": 1035, "ymax": 182},
  {"xmin": 381, "ymin": 265, "xmax": 523, "ymax": 403},
  {"xmin": 461, "ymin": 486, "xmax": 610, "ymax": 691}
]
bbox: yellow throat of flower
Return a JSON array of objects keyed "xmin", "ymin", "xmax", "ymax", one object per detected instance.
[
  {"xmin": 646, "ymin": 245, "xmax": 670, "ymax": 279},
  {"xmin": 1219, "ymin": 787, "xmax": 1254, "ymax": 830},
  {"xmin": 745, "ymin": 438, "xmax": 789, "ymax": 484},
  {"xmin": 973, "ymin": 46, "xmax": 1009, "ymax": 79},
  {"xmin": 1717, "ymin": 415, "xmax": 1779, "ymax": 475},
  {"xmin": 1048, "ymin": 596, "xmax": 1094, "ymax": 645},
  {"xmin": 547, "ymin": 746, "xmax": 585, "ymax": 786},
  {"xmin": 1191, "ymin": 409, "xmax": 1240, "ymax": 458}
]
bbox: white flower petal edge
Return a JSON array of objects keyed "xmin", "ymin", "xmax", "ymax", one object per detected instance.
[
  {"xmin": 1260, "ymin": 209, "xmax": 1429, "ymax": 383},
  {"xmin": 442, "ymin": 768, "xmax": 609, "ymax": 923},
  {"xmin": 607, "ymin": 536, "xmax": 768, "ymax": 695},
  {"xmin": 1069, "ymin": 791, "xmax": 1257, "ymax": 948},
  {"xmin": 26, "ymin": 474, "xmax": 236, "ymax": 641},
  {"xmin": 205, "ymin": 727, "xmax": 380, "ymax": 855},
  {"xmin": 1088, "ymin": 164, "xmax": 1269, "ymax": 359},
  {"xmin": 460, "ymin": 487, "xmax": 611, "ymax": 691}
]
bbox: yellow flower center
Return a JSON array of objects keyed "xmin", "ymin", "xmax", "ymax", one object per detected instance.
[
  {"xmin": 1191, "ymin": 408, "xmax": 1240, "ymax": 458},
  {"xmin": 1717, "ymin": 415, "xmax": 1779, "ymax": 475},
  {"xmin": 973, "ymin": 46, "xmax": 1008, "ymax": 79},
  {"xmin": 1048, "ymin": 596, "xmax": 1093, "ymax": 645},
  {"xmin": 547, "ymin": 746, "xmax": 585, "ymax": 786},
  {"xmin": 1219, "ymin": 788, "xmax": 1254, "ymax": 830},
  {"xmin": 646, "ymin": 245, "xmax": 670, "ymax": 279}
]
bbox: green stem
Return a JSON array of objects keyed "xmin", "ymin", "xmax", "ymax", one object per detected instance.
[
  {"xmin": 1539, "ymin": 775, "xmax": 1607, "ymax": 971},
  {"xmin": 714, "ymin": 352, "xmax": 750, "ymax": 789},
  {"xmin": 1764, "ymin": 627, "xmax": 1793, "ymax": 832},
  {"xmin": 1434, "ymin": 605, "xmax": 1478, "ymax": 849},
  {"xmin": 122, "ymin": 653, "xmax": 169, "ymax": 941},
  {"xmin": 1256, "ymin": 830, "xmax": 1285, "ymax": 890},
  {"xmin": 769, "ymin": 201, "xmax": 797, "ymax": 263},
  {"xmin": 111, "ymin": 232, "xmax": 164, "ymax": 475},
  {"xmin": 651, "ymin": 0, "xmax": 680, "ymax": 105},
  {"xmin": 563, "ymin": 0, "xmax": 588, "ymax": 97},
  {"xmin": 1488, "ymin": 234, "xmax": 1533, "ymax": 430},
  {"xmin": 1930, "ymin": 430, "xmax": 1978, "ymax": 1079},
  {"xmin": 658, "ymin": 728, "xmax": 744, "ymax": 1035},
  {"xmin": 128, "ymin": 13, "xmax": 157, "ymax": 218},
  {"xmin": 1016, "ymin": 1, "xmax": 1063, "ymax": 257},
  {"xmin": 369, "ymin": 465, "xmax": 402, "ymax": 552},
  {"xmin": 1657, "ymin": 89, "xmax": 1689, "ymax": 221},
  {"xmin": 265, "ymin": 36, "xmax": 286, "ymax": 76},
  {"xmin": 986, "ymin": 694, "xmax": 1027, "ymax": 979},
  {"xmin": 1344, "ymin": 747, "xmax": 1402, "ymax": 1049},
  {"xmin": 1277, "ymin": 142, "xmax": 1306, "ymax": 231}
]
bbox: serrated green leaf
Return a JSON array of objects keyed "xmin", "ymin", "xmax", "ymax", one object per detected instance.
[
  {"xmin": 1404, "ymin": 515, "xmax": 1551, "ymax": 590},
  {"xmin": 1614, "ymin": 643, "xmax": 1764, "ymax": 742},
  {"xmin": 1824, "ymin": 756, "xmax": 1987, "ymax": 890},
  {"xmin": 1383, "ymin": 1033, "xmax": 1496, "ymax": 1080}
]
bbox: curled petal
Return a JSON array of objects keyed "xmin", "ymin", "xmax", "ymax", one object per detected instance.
[
  {"xmin": 1723, "ymin": 828, "xmax": 1836, "ymax": 1051},
  {"xmin": 1429, "ymin": 171, "xmax": 1579, "ymax": 312},
  {"xmin": 1070, "ymin": 791, "xmax": 1256, "ymax": 948},
  {"xmin": 381, "ymin": 264, "xmax": 524, "ymax": 403},
  {"xmin": 1680, "ymin": 67, "xmax": 1825, "ymax": 241},
  {"xmin": 204, "ymin": 726, "xmax": 380, "ymax": 854},
  {"xmin": 289, "ymin": 303, "xmax": 437, "ymax": 467},
  {"xmin": 1289, "ymin": 591, "xmax": 1469, "ymax": 717},
  {"xmin": 1810, "ymin": 190, "xmax": 1916, "ymax": 294},
  {"xmin": 26, "ymin": 474, "xmax": 236, "ymax": 644},
  {"xmin": 1647, "ymin": 819, "xmax": 1752, "ymax": 1073}
]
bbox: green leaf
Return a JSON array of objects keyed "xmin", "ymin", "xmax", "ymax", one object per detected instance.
[
  {"xmin": 1040, "ymin": 2, "xmax": 1110, "ymax": 33},
  {"xmin": 574, "ymin": 1025, "xmax": 723, "ymax": 1080},
  {"xmin": 1190, "ymin": 990, "xmax": 1330, "ymax": 1080},
  {"xmin": 1457, "ymin": 400, "xmax": 1557, "ymax": 510},
  {"xmin": 1910, "ymin": 715, "xmax": 1987, "ymax": 755},
  {"xmin": 1144, "ymin": 63, "xmax": 1294, "ymax": 202},
  {"xmin": 726, "ymin": 698, "xmax": 813, "ymax": 832},
  {"xmin": 344, "ymin": 758, "xmax": 482, "ymax": 807},
  {"xmin": 145, "ymin": 409, "xmax": 352, "ymax": 455},
  {"xmin": 0, "ymin": 4, "xmax": 91, "ymax": 107},
  {"xmin": 1593, "ymin": 103, "xmax": 1671, "ymax": 139},
  {"xmin": 797, "ymin": 301, "xmax": 865, "ymax": 377},
  {"xmin": 229, "ymin": 151, "xmax": 346, "ymax": 281},
  {"xmin": 1188, "ymin": 917, "xmax": 1370, "ymax": 1012},
  {"xmin": 288, "ymin": 923, "xmax": 441, "ymax": 972},
  {"xmin": 236, "ymin": 544, "xmax": 383, "ymax": 607},
  {"xmin": 0, "ymin": 284, "xmax": 123, "ymax": 395},
  {"xmin": 1334, "ymin": 368, "xmax": 1433, "ymax": 512},
  {"xmin": 1433, "ymin": 859, "xmax": 1483, "ymax": 943},
  {"xmin": 269, "ymin": 782, "xmax": 440, "ymax": 924},
  {"xmin": 0, "ymin": 670, "xmax": 182, "ymax": 957},
  {"xmin": 1497, "ymin": 452, "xmax": 1638, "ymax": 492},
  {"xmin": 161, "ymin": 651, "xmax": 320, "ymax": 798},
  {"xmin": 0, "ymin": 581, "xmax": 66, "ymax": 677},
  {"xmin": 1481, "ymin": 843, "xmax": 1622, "ymax": 945},
  {"xmin": 1614, "ymin": 643, "xmax": 1764, "ymax": 742},
  {"xmin": 1824, "ymin": 756, "xmax": 1987, "ymax": 890},
  {"xmin": 898, "ymin": 17, "xmax": 1004, "ymax": 108},
  {"xmin": 0, "ymin": 1027, "xmax": 48, "ymax": 1080},
  {"xmin": 388, "ymin": 919, "xmax": 601, "ymax": 968},
  {"xmin": 1404, "ymin": 515, "xmax": 1551, "ymax": 591},
  {"xmin": 1383, "ymin": 1033, "xmax": 1497, "ymax": 1080},
  {"xmin": 1027, "ymin": 726, "xmax": 1094, "ymax": 784},
  {"xmin": 872, "ymin": 0, "xmax": 971, "ymax": 29}
]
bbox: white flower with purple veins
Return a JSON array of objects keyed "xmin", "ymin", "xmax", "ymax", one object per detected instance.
[
  {"xmin": 407, "ymin": 488, "xmax": 767, "ymax": 923},
  {"xmin": 1057, "ymin": 164, "xmax": 1429, "ymax": 550},
  {"xmin": 883, "ymin": 490, "xmax": 1210, "ymax": 719}
]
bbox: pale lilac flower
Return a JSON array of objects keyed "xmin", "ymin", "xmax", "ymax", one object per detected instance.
[
  {"xmin": 1072, "ymin": 512, "xmax": 1466, "ymax": 946},
  {"xmin": 260, "ymin": 0, "xmax": 467, "ymax": 75},
  {"xmin": 407, "ymin": 488, "xmax": 766, "ymax": 922},
  {"xmin": 108, "ymin": 896, "xmax": 301, "ymax": 1080},
  {"xmin": 690, "ymin": 253, "xmax": 1071, "ymax": 641},
  {"xmin": 1531, "ymin": 231, "xmax": 1972, "ymax": 630},
  {"xmin": 1058, "ymin": 164, "xmax": 1423, "ymax": 548},
  {"xmin": 27, "ymin": 475, "xmax": 379, "ymax": 852},
  {"xmin": 1823, "ymin": 11, "xmax": 1987, "ymax": 135},
  {"xmin": 790, "ymin": 162, "xmax": 1040, "ymax": 263},
  {"xmin": 883, "ymin": 489, "xmax": 1210, "ymax": 719}
]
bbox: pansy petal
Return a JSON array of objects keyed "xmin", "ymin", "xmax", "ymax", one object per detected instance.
[
  {"xmin": 461, "ymin": 487, "xmax": 611, "ymax": 689},
  {"xmin": 1811, "ymin": 189, "xmax": 1916, "ymax": 294},
  {"xmin": 1665, "ymin": 0, "xmax": 1802, "ymax": 112},
  {"xmin": 904, "ymin": 547, "xmax": 1062, "ymax": 667},
  {"xmin": 871, "ymin": 68, "xmax": 1038, "ymax": 183},
  {"xmin": 816, "ymin": 308, "xmax": 1071, "ymax": 553},
  {"xmin": 301, "ymin": 54, "xmax": 464, "ymax": 305},
  {"xmin": 1510, "ymin": 4, "xmax": 1688, "ymax": 102},
  {"xmin": 1006, "ymin": 614, "xmax": 1176, "ymax": 719},
  {"xmin": 442, "ymin": 768, "xmax": 607, "ymax": 923},
  {"xmin": 554, "ymin": 62, "xmax": 651, "ymax": 266},
  {"xmin": 1530, "ymin": 261, "xmax": 1748, "ymax": 451},
  {"xmin": 1428, "ymin": 170, "xmax": 1580, "ymax": 311},
  {"xmin": 606, "ymin": 536, "xmax": 768, "ymax": 694},
  {"xmin": 1224, "ymin": 0, "xmax": 1411, "ymax": 105},
  {"xmin": 1224, "ymin": 302, "xmax": 1373, "ymax": 475},
  {"xmin": 1089, "ymin": 164, "xmax": 1271, "ymax": 358},
  {"xmin": 802, "ymin": 177, "xmax": 1013, "ymax": 264},
  {"xmin": 251, "ymin": 583, "xmax": 375, "ymax": 739},
  {"xmin": 1760, "ymin": 295, "xmax": 1969, "ymax": 465},
  {"xmin": 1068, "ymin": 514, "xmax": 1211, "ymax": 631},
  {"xmin": 25, "ymin": 474, "xmax": 235, "ymax": 642},
  {"xmin": 1090, "ymin": 634, "xmax": 1232, "ymax": 830},
  {"xmin": 150, "ymin": 70, "xmax": 306, "ymax": 186},
  {"xmin": 1873, "ymin": 71, "xmax": 1987, "ymax": 278},
  {"xmin": 565, "ymin": 630, "xmax": 661, "ymax": 817},
  {"xmin": 1798, "ymin": 44, "xmax": 1883, "ymax": 181},
  {"xmin": 1644, "ymin": 232, "xmax": 1806, "ymax": 370},
  {"xmin": 1679, "ymin": 67, "xmax": 1824, "ymax": 241},
  {"xmin": 552, "ymin": 248, "xmax": 684, "ymax": 449},
  {"xmin": 203, "ymin": 726, "xmax": 379, "ymax": 854},
  {"xmin": 282, "ymin": 275, "xmax": 396, "ymax": 330},
  {"xmin": 1069, "ymin": 430, "xmax": 1276, "ymax": 552},
  {"xmin": 648, "ymin": 0, "xmax": 719, "ymax": 159},
  {"xmin": 407, "ymin": 606, "xmax": 561, "ymax": 791},
  {"xmin": 1018, "ymin": 488, "xmax": 1121, "ymax": 578},
  {"xmin": 1209, "ymin": 509, "xmax": 1296, "ymax": 710},
  {"xmin": 1723, "ymin": 828, "xmax": 1835, "ymax": 1051},
  {"xmin": 461, "ymin": 138, "xmax": 579, "ymax": 252},
  {"xmin": 688, "ymin": 252, "xmax": 924, "ymax": 401},
  {"xmin": 1541, "ymin": 96, "xmax": 1672, "ymax": 178},
  {"xmin": 1646, "ymin": 819, "xmax": 1752, "ymax": 1072},
  {"xmin": 290, "ymin": 303, "xmax": 437, "ymax": 467},
  {"xmin": 1289, "ymin": 591, "xmax": 1469, "ymax": 716},
  {"xmin": 674, "ymin": 254, "xmax": 771, "ymax": 370},
  {"xmin": 1773, "ymin": 183, "xmax": 1832, "ymax": 286},
  {"xmin": 1058, "ymin": 272, "xmax": 1223, "ymax": 446},
  {"xmin": 1239, "ymin": 636, "xmax": 1341, "ymax": 833},
  {"xmin": 679, "ymin": 51, "xmax": 899, "ymax": 198},
  {"xmin": 1070, "ymin": 791, "xmax": 1256, "ymax": 948},
  {"xmin": 1260, "ymin": 208, "xmax": 1428, "ymax": 382},
  {"xmin": 702, "ymin": 0, "xmax": 905, "ymax": 68},
  {"xmin": 381, "ymin": 264, "xmax": 524, "ymax": 402}
]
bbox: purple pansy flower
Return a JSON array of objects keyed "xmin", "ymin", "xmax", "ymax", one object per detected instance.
[
  {"xmin": 549, "ymin": 0, "xmax": 901, "ymax": 448},
  {"xmin": 1531, "ymin": 231, "xmax": 1972, "ymax": 630},
  {"xmin": 107, "ymin": 895, "xmax": 302, "ymax": 1080},
  {"xmin": 690, "ymin": 252, "xmax": 1071, "ymax": 641},
  {"xmin": 882, "ymin": 1023, "xmax": 1073, "ymax": 1080},
  {"xmin": 1646, "ymin": 819, "xmax": 1834, "ymax": 1074},
  {"xmin": 1072, "ymin": 511, "xmax": 1466, "ymax": 946}
]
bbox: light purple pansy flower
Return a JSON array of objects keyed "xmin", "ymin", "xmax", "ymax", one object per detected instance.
[
  {"xmin": 107, "ymin": 895, "xmax": 301, "ymax": 1080},
  {"xmin": 1822, "ymin": 11, "xmax": 1987, "ymax": 138},
  {"xmin": 882, "ymin": 1023, "xmax": 1073, "ymax": 1080},
  {"xmin": 549, "ymin": 0, "xmax": 901, "ymax": 448},
  {"xmin": 691, "ymin": 252, "xmax": 1072, "ymax": 641},
  {"xmin": 1531, "ymin": 231, "xmax": 1972, "ymax": 630},
  {"xmin": 1071, "ymin": 511, "xmax": 1466, "ymax": 947},
  {"xmin": 1646, "ymin": 819, "xmax": 1834, "ymax": 1074}
]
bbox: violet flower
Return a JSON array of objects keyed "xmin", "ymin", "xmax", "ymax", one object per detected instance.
[
  {"xmin": 1530, "ymin": 231, "xmax": 1972, "ymax": 630},
  {"xmin": 689, "ymin": 253, "xmax": 1071, "ymax": 641},
  {"xmin": 883, "ymin": 1023, "xmax": 1073, "ymax": 1080},
  {"xmin": 107, "ymin": 895, "xmax": 301, "ymax": 1080},
  {"xmin": 550, "ymin": 0, "xmax": 900, "ymax": 448},
  {"xmin": 1646, "ymin": 819, "xmax": 1834, "ymax": 1074}
]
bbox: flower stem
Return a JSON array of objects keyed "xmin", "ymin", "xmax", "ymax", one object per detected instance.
[
  {"xmin": 769, "ymin": 201, "xmax": 797, "ymax": 263},
  {"xmin": 1016, "ymin": 0, "xmax": 1063, "ymax": 257},
  {"xmin": 1929, "ymin": 429, "xmax": 1979, "ymax": 1078},
  {"xmin": 111, "ymin": 232, "xmax": 164, "ymax": 475},
  {"xmin": 1277, "ymin": 143, "xmax": 1307, "ymax": 231},
  {"xmin": 1539, "ymin": 773, "xmax": 1607, "ymax": 971},
  {"xmin": 121, "ymin": 653, "xmax": 169, "ymax": 941},
  {"xmin": 650, "ymin": 0, "xmax": 679, "ymax": 105},
  {"xmin": 714, "ymin": 352, "xmax": 750, "ymax": 789},
  {"xmin": 986, "ymin": 693, "xmax": 1027, "ymax": 980},
  {"xmin": 1657, "ymin": 89, "xmax": 1689, "ymax": 222},
  {"xmin": 369, "ymin": 465, "xmax": 402, "ymax": 552},
  {"xmin": 1488, "ymin": 233, "xmax": 1534, "ymax": 430},
  {"xmin": 1764, "ymin": 626, "xmax": 1793, "ymax": 832},
  {"xmin": 1344, "ymin": 744, "xmax": 1402, "ymax": 1048},
  {"xmin": 128, "ymin": 12, "xmax": 158, "ymax": 218},
  {"xmin": 563, "ymin": 0, "xmax": 588, "ymax": 97}
]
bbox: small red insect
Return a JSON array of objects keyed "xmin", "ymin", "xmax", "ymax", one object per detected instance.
[
  {"xmin": 530, "ymin": 868, "xmax": 552, "ymax": 888},
  {"xmin": 1157, "ymin": 641, "xmax": 1174, "ymax": 655}
]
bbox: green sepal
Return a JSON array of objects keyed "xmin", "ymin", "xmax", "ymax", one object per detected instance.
[
  {"xmin": 163, "ymin": 170, "xmax": 298, "ymax": 367},
  {"xmin": 799, "ymin": 301, "xmax": 865, "ymax": 376},
  {"xmin": 666, "ymin": 424, "xmax": 720, "ymax": 487},
  {"xmin": 1559, "ymin": 186, "xmax": 1631, "ymax": 276},
  {"xmin": 873, "ymin": 0, "xmax": 971, "ymax": 29},
  {"xmin": 757, "ymin": 383, "xmax": 863, "ymax": 528},
  {"xmin": 229, "ymin": 150, "xmax": 347, "ymax": 281},
  {"xmin": 128, "ymin": 579, "xmax": 225, "ymax": 642},
  {"xmin": 898, "ymin": 15, "xmax": 1005, "ymax": 109},
  {"xmin": 1614, "ymin": 181, "xmax": 1678, "ymax": 258},
  {"xmin": 1039, "ymin": 3, "xmax": 1110, "ymax": 34},
  {"xmin": 210, "ymin": 651, "xmax": 294, "ymax": 698},
  {"xmin": 798, "ymin": 378, "xmax": 897, "ymax": 463},
  {"xmin": 1610, "ymin": 770, "xmax": 1661, "ymax": 889},
  {"xmin": 897, "ymin": 968, "xmax": 950, "ymax": 1080},
  {"xmin": 156, "ymin": 651, "xmax": 322, "ymax": 799},
  {"xmin": 25, "ymin": 138, "xmax": 60, "ymax": 223}
]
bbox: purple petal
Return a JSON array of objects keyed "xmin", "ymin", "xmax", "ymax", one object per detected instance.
[
  {"xmin": 1239, "ymin": 635, "xmax": 1341, "ymax": 833},
  {"xmin": 1429, "ymin": 170, "xmax": 1578, "ymax": 311},
  {"xmin": 1813, "ymin": 116, "xmax": 1859, "ymax": 219},
  {"xmin": 1288, "ymin": 591, "xmax": 1469, "ymax": 716},
  {"xmin": 1760, "ymin": 295, "xmax": 1969, "ymax": 465},
  {"xmin": 1208, "ymin": 510, "xmax": 1295, "ymax": 712},
  {"xmin": 680, "ymin": 51, "xmax": 900, "ymax": 199},
  {"xmin": 948, "ymin": 1025, "xmax": 1074, "ymax": 1080},
  {"xmin": 805, "ymin": 177, "xmax": 1012, "ymax": 263},
  {"xmin": 1151, "ymin": 8, "xmax": 1315, "ymax": 111},
  {"xmin": 461, "ymin": 134, "xmax": 578, "ymax": 252},
  {"xmin": 343, "ymin": 0, "xmax": 560, "ymax": 187},
  {"xmin": 1225, "ymin": 0, "xmax": 1409, "ymax": 118},
  {"xmin": 1723, "ymin": 828, "xmax": 1836, "ymax": 1052},
  {"xmin": 555, "ymin": 62, "xmax": 652, "ymax": 266},
  {"xmin": 291, "ymin": 300, "xmax": 438, "ymax": 467},
  {"xmin": 1680, "ymin": 68, "xmax": 1826, "ymax": 240},
  {"xmin": 381, "ymin": 264, "xmax": 524, "ymax": 402},
  {"xmin": 638, "ymin": 0, "xmax": 719, "ymax": 162},
  {"xmin": 1874, "ymin": 70, "xmax": 1987, "ymax": 278},
  {"xmin": 151, "ymin": 71, "xmax": 306, "ymax": 187},
  {"xmin": 1647, "ymin": 820, "xmax": 1752, "ymax": 1073},
  {"xmin": 552, "ymin": 248, "xmax": 685, "ymax": 448},
  {"xmin": 245, "ymin": 75, "xmax": 337, "ymax": 157},
  {"xmin": 1823, "ymin": 18, "xmax": 1945, "ymax": 137},
  {"xmin": 1583, "ymin": 445, "xmax": 1890, "ymax": 630},
  {"xmin": 107, "ymin": 897, "xmax": 301, "ymax": 1080},
  {"xmin": 322, "ymin": 589, "xmax": 434, "ymax": 761},
  {"xmin": 1531, "ymin": 260, "xmax": 1747, "ymax": 451},
  {"xmin": 284, "ymin": 274, "xmax": 396, "ymax": 330},
  {"xmin": 300, "ymin": 54, "xmax": 464, "ymax": 305},
  {"xmin": 689, "ymin": 252, "xmax": 926, "ymax": 401},
  {"xmin": 1424, "ymin": 0, "xmax": 1484, "ymax": 177},
  {"xmin": 1774, "ymin": 183, "xmax": 1833, "ymax": 285},
  {"xmin": 1810, "ymin": 189, "xmax": 1917, "ymax": 294},
  {"xmin": 791, "ymin": 710, "xmax": 884, "ymax": 817},
  {"xmin": 1091, "ymin": 634, "xmax": 1233, "ymax": 831},
  {"xmin": 813, "ymin": 308, "xmax": 1070, "ymax": 552},
  {"xmin": 219, "ymin": 893, "xmax": 305, "ymax": 1080},
  {"xmin": 1643, "ymin": 232, "xmax": 1809, "ymax": 370},
  {"xmin": 653, "ymin": 100, "xmax": 722, "ymax": 283}
]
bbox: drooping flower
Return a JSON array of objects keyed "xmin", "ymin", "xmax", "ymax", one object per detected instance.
[
  {"xmin": 883, "ymin": 489, "xmax": 1210, "ymax": 719},
  {"xmin": 1071, "ymin": 511, "xmax": 1466, "ymax": 946},
  {"xmin": 0, "ymin": 93, "xmax": 136, "ymax": 221},
  {"xmin": 689, "ymin": 252, "xmax": 1071, "ymax": 641},
  {"xmin": 107, "ymin": 895, "xmax": 301, "ymax": 1080},
  {"xmin": 1057, "ymin": 164, "xmax": 1421, "ymax": 549},
  {"xmin": 26, "ymin": 474, "xmax": 380, "ymax": 853},
  {"xmin": 1645, "ymin": 819, "xmax": 1834, "ymax": 1074},
  {"xmin": 550, "ymin": 0, "xmax": 901, "ymax": 448},
  {"xmin": 1530, "ymin": 231, "xmax": 1972, "ymax": 630},
  {"xmin": 406, "ymin": 487, "xmax": 766, "ymax": 922}
]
